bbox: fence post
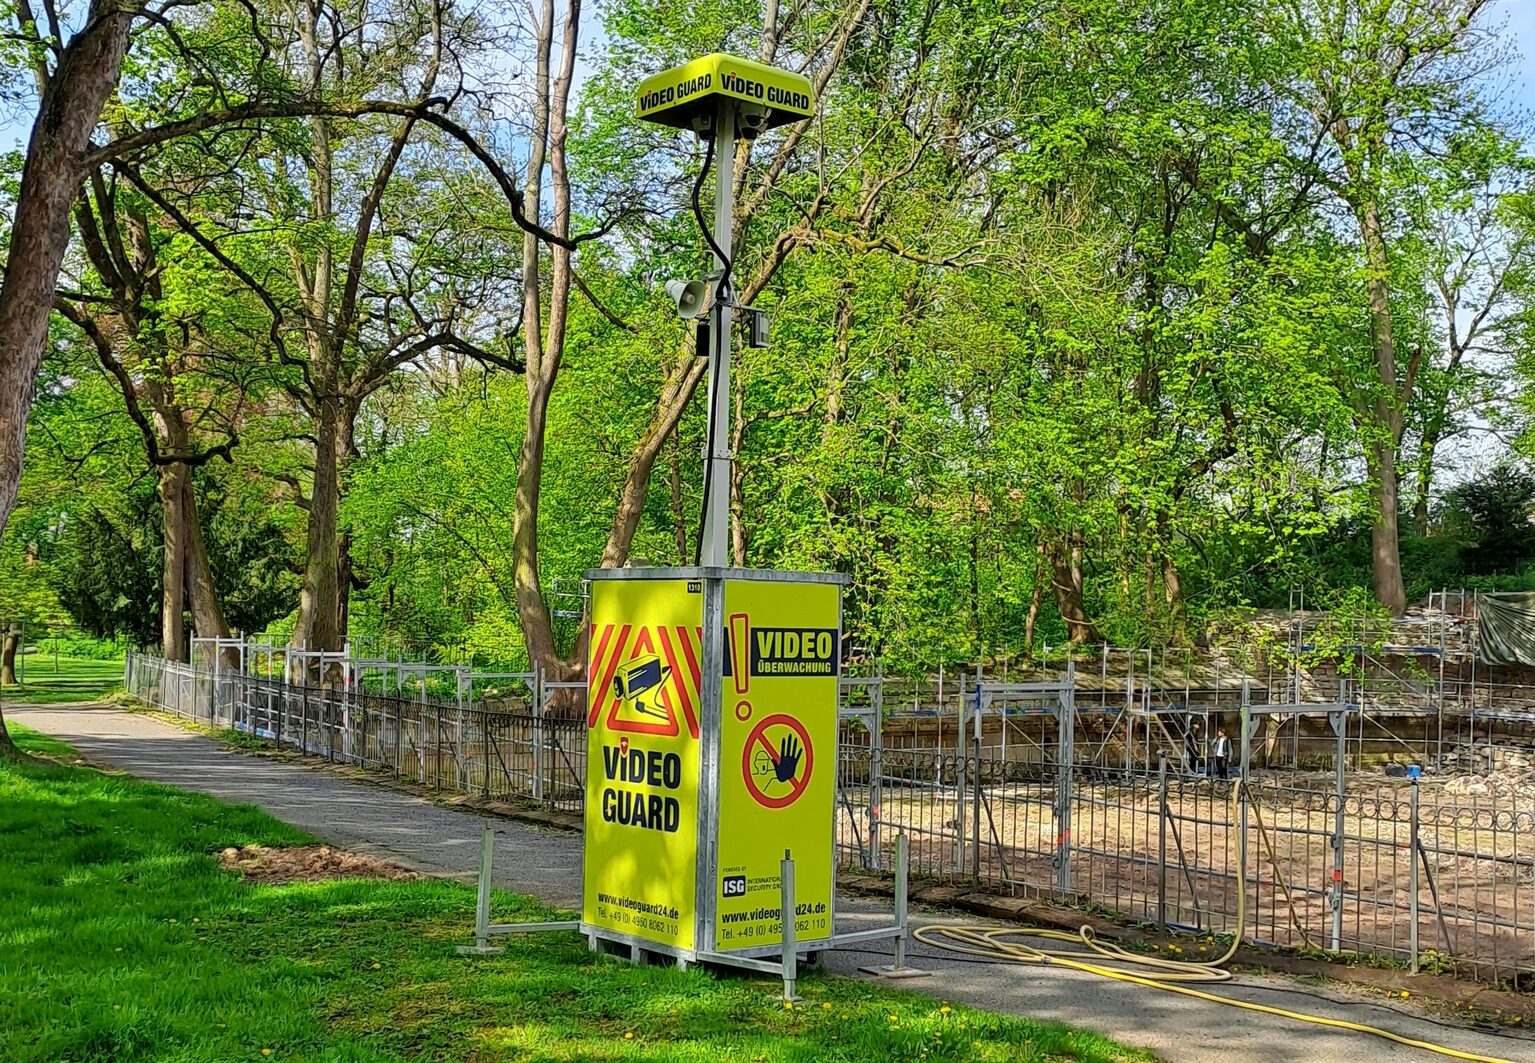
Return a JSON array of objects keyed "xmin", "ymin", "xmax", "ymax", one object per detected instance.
[
  {"xmin": 894, "ymin": 833, "xmax": 910, "ymax": 969},
  {"xmin": 971, "ymin": 730, "xmax": 982, "ymax": 884},
  {"xmin": 1330, "ymin": 708, "xmax": 1346, "ymax": 953},
  {"xmin": 1056, "ymin": 663, "xmax": 1075, "ymax": 894},
  {"xmin": 1409, "ymin": 779, "xmax": 1421, "ymax": 974},
  {"xmin": 1157, "ymin": 752, "xmax": 1168, "ymax": 931},
  {"xmin": 869, "ymin": 699, "xmax": 884, "ymax": 873},
  {"xmin": 532, "ymin": 664, "xmax": 546, "ymax": 804},
  {"xmin": 780, "ymin": 849, "xmax": 798, "ymax": 1001}
]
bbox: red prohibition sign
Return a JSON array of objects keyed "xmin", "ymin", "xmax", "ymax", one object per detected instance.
[{"xmin": 742, "ymin": 713, "xmax": 814, "ymax": 809}]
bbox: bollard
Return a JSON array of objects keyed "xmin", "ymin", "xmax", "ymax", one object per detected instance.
[{"xmin": 781, "ymin": 849, "xmax": 798, "ymax": 1001}]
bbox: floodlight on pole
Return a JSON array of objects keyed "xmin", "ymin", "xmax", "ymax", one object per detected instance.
[{"xmin": 637, "ymin": 54, "xmax": 815, "ymax": 568}]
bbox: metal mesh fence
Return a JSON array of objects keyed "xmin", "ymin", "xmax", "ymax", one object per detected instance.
[
  {"xmin": 125, "ymin": 653, "xmax": 585, "ymax": 813},
  {"xmin": 123, "ymin": 652, "xmax": 1535, "ymax": 986}
]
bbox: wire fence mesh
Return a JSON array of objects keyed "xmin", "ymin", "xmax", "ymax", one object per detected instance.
[
  {"xmin": 123, "ymin": 651, "xmax": 1535, "ymax": 987},
  {"xmin": 125, "ymin": 653, "xmax": 585, "ymax": 813}
]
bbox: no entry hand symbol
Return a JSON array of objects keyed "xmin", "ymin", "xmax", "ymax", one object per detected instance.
[{"xmin": 742, "ymin": 713, "xmax": 813, "ymax": 809}]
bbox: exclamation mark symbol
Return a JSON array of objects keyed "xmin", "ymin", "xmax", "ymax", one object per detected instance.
[{"xmin": 729, "ymin": 613, "xmax": 750, "ymax": 695}]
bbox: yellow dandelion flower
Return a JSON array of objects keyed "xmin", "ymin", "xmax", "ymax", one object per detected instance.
[
  {"xmin": 1400, "ymin": 991, "xmax": 1410, "ymax": 1000},
  {"xmin": 370, "ymin": 963, "xmax": 381, "ymax": 970},
  {"xmin": 624, "ymin": 1032, "xmax": 634, "ymax": 1040},
  {"xmin": 940, "ymin": 1005, "xmax": 951, "ymax": 1014},
  {"xmin": 261, "ymin": 1051, "xmax": 272, "ymax": 1057},
  {"xmin": 821, "ymin": 1003, "xmax": 832, "ymax": 1010}
]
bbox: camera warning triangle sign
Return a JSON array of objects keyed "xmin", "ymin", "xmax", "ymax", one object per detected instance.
[{"xmin": 587, "ymin": 622, "xmax": 703, "ymax": 738}]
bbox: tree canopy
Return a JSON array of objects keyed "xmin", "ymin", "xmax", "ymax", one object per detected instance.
[{"xmin": 2, "ymin": 0, "xmax": 1534, "ymax": 692}]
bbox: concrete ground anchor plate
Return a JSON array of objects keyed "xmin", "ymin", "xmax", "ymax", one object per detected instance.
[{"xmin": 858, "ymin": 964, "xmax": 932, "ymax": 979}]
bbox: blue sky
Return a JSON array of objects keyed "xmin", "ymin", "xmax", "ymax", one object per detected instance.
[{"xmin": 1496, "ymin": 0, "xmax": 1535, "ymax": 117}]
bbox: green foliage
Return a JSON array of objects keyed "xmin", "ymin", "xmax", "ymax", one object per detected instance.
[
  {"xmin": 33, "ymin": 633, "xmax": 126, "ymax": 661},
  {"xmin": 10, "ymin": 0, "xmax": 1535, "ymax": 666},
  {"xmin": 1441, "ymin": 465, "xmax": 1535, "ymax": 576},
  {"xmin": 48, "ymin": 501, "xmax": 162, "ymax": 648}
]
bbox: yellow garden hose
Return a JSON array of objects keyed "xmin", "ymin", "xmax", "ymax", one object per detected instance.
[{"xmin": 911, "ymin": 782, "xmax": 1519, "ymax": 1063}]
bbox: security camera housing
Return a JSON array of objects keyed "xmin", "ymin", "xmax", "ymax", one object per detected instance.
[{"xmin": 737, "ymin": 104, "xmax": 771, "ymax": 140}]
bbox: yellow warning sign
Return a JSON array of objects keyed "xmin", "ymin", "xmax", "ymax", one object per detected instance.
[
  {"xmin": 635, "ymin": 53, "xmax": 815, "ymax": 131},
  {"xmin": 582, "ymin": 578, "xmax": 703, "ymax": 949},
  {"xmin": 714, "ymin": 578, "xmax": 839, "ymax": 951}
]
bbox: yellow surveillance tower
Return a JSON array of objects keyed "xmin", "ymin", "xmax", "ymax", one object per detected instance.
[{"xmin": 637, "ymin": 55, "xmax": 815, "ymax": 570}]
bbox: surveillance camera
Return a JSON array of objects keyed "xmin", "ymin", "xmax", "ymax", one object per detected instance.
[
  {"xmin": 737, "ymin": 104, "xmax": 771, "ymax": 140},
  {"xmin": 666, "ymin": 278, "xmax": 707, "ymax": 320}
]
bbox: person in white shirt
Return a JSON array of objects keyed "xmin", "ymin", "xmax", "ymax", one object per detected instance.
[{"xmin": 1213, "ymin": 728, "xmax": 1232, "ymax": 780}]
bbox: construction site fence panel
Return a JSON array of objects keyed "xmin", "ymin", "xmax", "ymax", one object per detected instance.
[{"xmin": 123, "ymin": 652, "xmax": 1534, "ymax": 988}]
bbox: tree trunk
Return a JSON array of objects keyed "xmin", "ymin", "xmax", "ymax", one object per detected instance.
[
  {"xmin": 604, "ymin": 359, "xmax": 709, "ymax": 572},
  {"xmin": 0, "ymin": 701, "xmax": 19, "ymax": 759},
  {"xmin": 1366, "ymin": 437, "xmax": 1408, "ymax": 614},
  {"xmin": 160, "ymin": 462, "xmax": 188, "ymax": 662},
  {"xmin": 1359, "ymin": 197, "xmax": 1409, "ymax": 615},
  {"xmin": 1161, "ymin": 553, "xmax": 1186, "ymax": 623},
  {"xmin": 182, "ymin": 472, "xmax": 233, "ymax": 667},
  {"xmin": 1, "ymin": 624, "xmax": 19, "ymax": 686},
  {"xmin": 1024, "ymin": 543, "xmax": 1045, "ymax": 651},
  {"xmin": 1156, "ymin": 513, "xmax": 1186, "ymax": 626},
  {"xmin": 1049, "ymin": 535, "xmax": 1101, "ymax": 644},
  {"xmin": 508, "ymin": 0, "xmax": 580, "ymax": 685},
  {"xmin": 293, "ymin": 396, "xmax": 343, "ymax": 658},
  {"xmin": 1412, "ymin": 422, "xmax": 1443, "ymax": 536},
  {"xmin": 0, "ymin": 2, "xmax": 136, "ymax": 543}
]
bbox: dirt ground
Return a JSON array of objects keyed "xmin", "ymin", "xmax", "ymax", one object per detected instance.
[
  {"xmin": 837, "ymin": 770, "xmax": 1535, "ymax": 986},
  {"xmin": 217, "ymin": 843, "xmax": 424, "ymax": 884}
]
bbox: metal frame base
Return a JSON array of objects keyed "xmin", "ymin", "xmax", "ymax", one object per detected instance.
[{"xmin": 858, "ymin": 964, "xmax": 931, "ymax": 979}]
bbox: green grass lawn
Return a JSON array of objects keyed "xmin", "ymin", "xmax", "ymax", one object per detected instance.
[
  {"xmin": 0, "ymin": 725, "xmax": 1149, "ymax": 1063},
  {"xmin": 2, "ymin": 654, "xmax": 123, "ymax": 704}
]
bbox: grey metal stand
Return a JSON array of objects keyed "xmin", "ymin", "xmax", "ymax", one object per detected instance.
[
  {"xmin": 858, "ymin": 834, "xmax": 930, "ymax": 979},
  {"xmin": 457, "ymin": 825, "xmax": 577, "ymax": 955}
]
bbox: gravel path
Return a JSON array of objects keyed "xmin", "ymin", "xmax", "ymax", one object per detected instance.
[{"xmin": 12, "ymin": 702, "xmax": 1531, "ymax": 1063}]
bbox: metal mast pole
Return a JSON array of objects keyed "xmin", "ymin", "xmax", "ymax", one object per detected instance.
[{"xmin": 700, "ymin": 99, "xmax": 737, "ymax": 569}]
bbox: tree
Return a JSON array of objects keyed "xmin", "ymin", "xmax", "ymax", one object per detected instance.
[
  {"xmin": 1256, "ymin": 0, "xmax": 1503, "ymax": 613},
  {"xmin": 0, "ymin": 0, "xmax": 139, "ymax": 754},
  {"xmin": 56, "ymin": 174, "xmax": 250, "ymax": 661},
  {"xmin": 1441, "ymin": 463, "xmax": 1535, "ymax": 575}
]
